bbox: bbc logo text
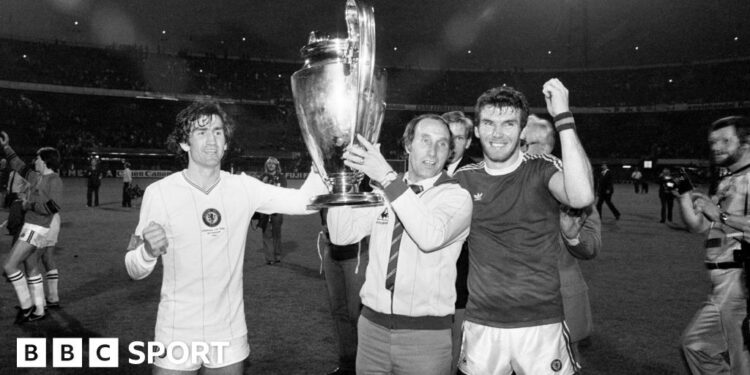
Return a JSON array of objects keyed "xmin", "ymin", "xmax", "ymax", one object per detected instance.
[{"xmin": 17, "ymin": 338, "xmax": 229, "ymax": 368}]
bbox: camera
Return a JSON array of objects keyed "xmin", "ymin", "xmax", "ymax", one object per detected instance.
[
  {"xmin": 663, "ymin": 179, "xmax": 676, "ymax": 191},
  {"xmin": 661, "ymin": 168, "xmax": 694, "ymax": 194},
  {"xmin": 672, "ymin": 168, "xmax": 694, "ymax": 194}
]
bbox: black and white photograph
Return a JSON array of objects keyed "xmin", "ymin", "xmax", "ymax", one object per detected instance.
[{"xmin": 1, "ymin": 0, "xmax": 750, "ymax": 374}]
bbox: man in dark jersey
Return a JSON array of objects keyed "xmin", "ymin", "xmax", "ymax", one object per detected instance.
[{"xmin": 454, "ymin": 79, "xmax": 594, "ymax": 375}]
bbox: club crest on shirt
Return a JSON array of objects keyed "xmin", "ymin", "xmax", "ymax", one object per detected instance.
[
  {"xmin": 202, "ymin": 208, "xmax": 222, "ymax": 227},
  {"xmin": 550, "ymin": 359, "xmax": 562, "ymax": 372}
]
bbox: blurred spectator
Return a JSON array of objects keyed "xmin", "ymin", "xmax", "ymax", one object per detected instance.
[
  {"xmin": 260, "ymin": 157, "xmax": 286, "ymax": 265},
  {"xmin": 658, "ymin": 168, "xmax": 675, "ymax": 223},
  {"xmin": 630, "ymin": 167, "xmax": 643, "ymax": 194},
  {"xmin": 596, "ymin": 163, "xmax": 621, "ymax": 220},
  {"xmin": 122, "ymin": 161, "xmax": 133, "ymax": 208},
  {"xmin": 86, "ymin": 158, "xmax": 103, "ymax": 207}
]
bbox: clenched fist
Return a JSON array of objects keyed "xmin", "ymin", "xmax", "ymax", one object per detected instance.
[
  {"xmin": 143, "ymin": 221, "xmax": 168, "ymax": 257},
  {"xmin": 542, "ymin": 79, "xmax": 570, "ymax": 117}
]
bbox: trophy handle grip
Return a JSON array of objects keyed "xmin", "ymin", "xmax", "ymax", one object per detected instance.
[{"xmin": 346, "ymin": 0, "xmax": 377, "ymax": 147}]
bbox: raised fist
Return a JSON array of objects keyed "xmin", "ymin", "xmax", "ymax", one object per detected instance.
[
  {"xmin": 0, "ymin": 131, "xmax": 10, "ymax": 147},
  {"xmin": 542, "ymin": 79, "xmax": 570, "ymax": 117}
]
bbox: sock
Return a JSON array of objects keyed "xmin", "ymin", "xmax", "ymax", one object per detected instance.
[
  {"xmin": 8, "ymin": 270, "xmax": 32, "ymax": 309},
  {"xmin": 27, "ymin": 274, "xmax": 45, "ymax": 315},
  {"xmin": 46, "ymin": 269, "xmax": 59, "ymax": 302}
]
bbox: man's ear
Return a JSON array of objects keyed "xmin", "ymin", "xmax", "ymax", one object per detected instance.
[
  {"xmin": 180, "ymin": 143, "xmax": 190, "ymax": 152},
  {"xmin": 404, "ymin": 142, "xmax": 411, "ymax": 155},
  {"xmin": 465, "ymin": 136, "xmax": 472, "ymax": 150}
]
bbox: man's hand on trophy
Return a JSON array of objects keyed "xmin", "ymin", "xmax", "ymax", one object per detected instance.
[
  {"xmin": 343, "ymin": 134, "xmax": 393, "ymax": 183},
  {"xmin": 542, "ymin": 78, "xmax": 570, "ymax": 117}
]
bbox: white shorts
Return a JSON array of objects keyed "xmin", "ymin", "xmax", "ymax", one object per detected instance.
[
  {"xmin": 18, "ymin": 216, "xmax": 59, "ymax": 248},
  {"xmin": 154, "ymin": 335, "xmax": 249, "ymax": 371},
  {"xmin": 458, "ymin": 321, "xmax": 580, "ymax": 375},
  {"xmin": 44, "ymin": 214, "xmax": 61, "ymax": 247}
]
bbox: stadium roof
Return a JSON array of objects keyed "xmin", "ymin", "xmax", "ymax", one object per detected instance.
[{"xmin": 2, "ymin": 0, "xmax": 749, "ymax": 70}]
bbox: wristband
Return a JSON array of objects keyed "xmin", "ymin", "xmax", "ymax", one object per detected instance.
[
  {"xmin": 3, "ymin": 145, "xmax": 16, "ymax": 160},
  {"xmin": 553, "ymin": 111, "xmax": 576, "ymax": 132},
  {"xmin": 553, "ymin": 112, "xmax": 574, "ymax": 122}
]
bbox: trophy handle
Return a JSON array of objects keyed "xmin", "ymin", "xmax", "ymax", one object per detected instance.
[{"xmin": 346, "ymin": 0, "xmax": 376, "ymax": 147}]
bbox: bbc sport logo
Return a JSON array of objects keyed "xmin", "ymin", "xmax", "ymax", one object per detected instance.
[{"xmin": 16, "ymin": 338, "xmax": 229, "ymax": 368}]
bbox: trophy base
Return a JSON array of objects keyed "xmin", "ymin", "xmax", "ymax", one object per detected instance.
[{"xmin": 307, "ymin": 192, "xmax": 384, "ymax": 209}]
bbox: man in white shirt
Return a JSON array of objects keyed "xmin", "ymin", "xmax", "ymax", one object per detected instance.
[
  {"xmin": 122, "ymin": 161, "xmax": 133, "ymax": 207},
  {"xmin": 124, "ymin": 101, "xmax": 325, "ymax": 374},
  {"xmin": 327, "ymin": 114, "xmax": 472, "ymax": 375}
]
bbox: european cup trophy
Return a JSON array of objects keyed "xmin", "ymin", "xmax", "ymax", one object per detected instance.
[{"xmin": 291, "ymin": 0, "xmax": 387, "ymax": 208}]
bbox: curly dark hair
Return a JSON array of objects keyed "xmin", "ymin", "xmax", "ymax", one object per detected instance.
[
  {"xmin": 474, "ymin": 85, "xmax": 530, "ymax": 129},
  {"xmin": 167, "ymin": 101, "xmax": 235, "ymax": 157}
]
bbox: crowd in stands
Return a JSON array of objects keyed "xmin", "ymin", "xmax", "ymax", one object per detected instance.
[
  {"xmin": 3, "ymin": 38, "xmax": 749, "ymax": 107},
  {"xmin": 385, "ymin": 61, "xmax": 750, "ymax": 108},
  {"xmin": 0, "ymin": 88, "xmax": 304, "ymax": 169},
  {"xmin": 0, "ymin": 37, "xmax": 749, "ymax": 164}
]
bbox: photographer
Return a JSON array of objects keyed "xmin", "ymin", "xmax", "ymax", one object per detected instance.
[
  {"xmin": 677, "ymin": 116, "xmax": 750, "ymax": 374},
  {"xmin": 658, "ymin": 168, "xmax": 675, "ymax": 223}
]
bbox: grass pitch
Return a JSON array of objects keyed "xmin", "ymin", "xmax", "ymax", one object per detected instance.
[{"xmin": 0, "ymin": 177, "xmax": 708, "ymax": 374}]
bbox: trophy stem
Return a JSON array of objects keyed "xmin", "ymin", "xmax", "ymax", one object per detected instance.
[
  {"xmin": 308, "ymin": 172, "xmax": 383, "ymax": 209},
  {"xmin": 328, "ymin": 172, "xmax": 362, "ymax": 194}
]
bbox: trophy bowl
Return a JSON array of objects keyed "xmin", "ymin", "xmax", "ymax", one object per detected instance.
[{"xmin": 291, "ymin": 0, "xmax": 387, "ymax": 208}]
